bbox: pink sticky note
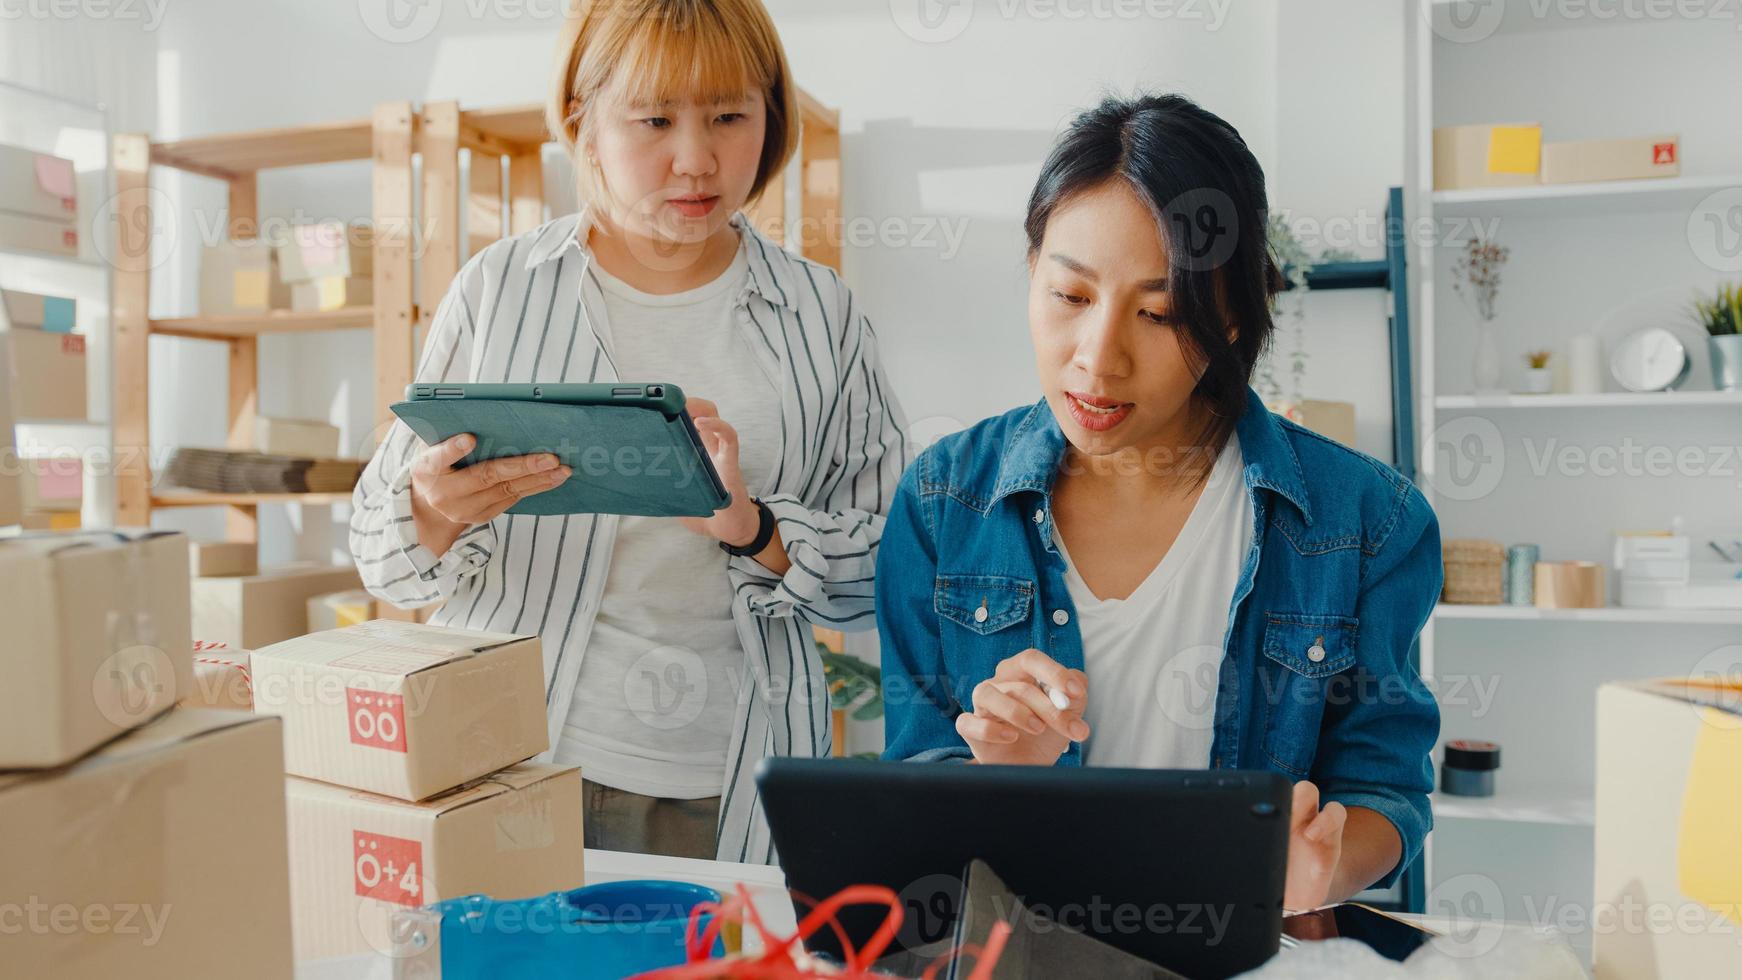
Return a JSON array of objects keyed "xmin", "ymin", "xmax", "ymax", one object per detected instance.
[
  {"xmin": 34, "ymin": 155, "xmax": 76, "ymax": 199},
  {"xmin": 31, "ymin": 458, "xmax": 83, "ymax": 501},
  {"xmin": 295, "ymin": 224, "xmax": 340, "ymax": 271}
]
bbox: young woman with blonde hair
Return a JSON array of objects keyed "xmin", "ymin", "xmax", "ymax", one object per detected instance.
[{"xmin": 350, "ymin": 0, "xmax": 906, "ymax": 864}]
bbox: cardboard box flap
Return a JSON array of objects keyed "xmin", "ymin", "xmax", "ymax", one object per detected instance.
[
  {"xmin": 284, "ymin": 762, "xmax": 566, "ymax": 816},
  {"xmin": 254, "ymin": 620, "xmax": 534, "ymax": 677},
  {"xmin": 0, "ymin": 708, "xmax": 272, "ymax": 791},
  {"xmin": 1622, "ymin": 678, "xmax": 1742, "ymax": 717}
]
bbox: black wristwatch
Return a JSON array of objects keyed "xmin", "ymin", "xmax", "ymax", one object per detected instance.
[{"xmin": 719, "ymin": 497, "xmax": 776, "ymax": 557}]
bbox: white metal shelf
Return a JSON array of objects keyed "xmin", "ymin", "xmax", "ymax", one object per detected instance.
[
  {"xmin": 1435, "ymin": 391, "xmax": 1742, "ymax": 410},
  {"xmin": 1433, "ymin": 174, "xmax": 1742, "ymax": 218},
  {"xmin": 1434, "ymin": 603, "xmax": 1742, "ymax": 626},
  {"xmin": 1433, "ymin": 788, "xmax": 1595, "ymax": 828}
]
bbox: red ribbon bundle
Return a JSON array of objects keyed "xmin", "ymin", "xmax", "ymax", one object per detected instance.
[{"xmin": 631, "ymin": 883, "xmax": 1010, "ymax": 980}]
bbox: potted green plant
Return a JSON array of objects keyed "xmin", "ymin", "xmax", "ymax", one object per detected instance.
[
  {"xmin": 1691, "ymin": 281, "xmax": 1742, "ymax": 391},
  {"xmin": 1520, "ymin": 350, "xmax": 1552, "ymax": 394},
  {"xmin": 816, "ymin": 639, "xmax": 883, "ymax": 760}
]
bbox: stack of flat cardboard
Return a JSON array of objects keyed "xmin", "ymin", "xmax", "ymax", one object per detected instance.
[
  {"xmin": 250, "ymin": 620, "xmax": 584, "ymax": 959},
  {"xmin": 163, "ymin": 446, "xmax": 363, "ymax": 494},
  {"xmin": 0, "ymin": 528, "xmax": 295, "ymax": 978}
]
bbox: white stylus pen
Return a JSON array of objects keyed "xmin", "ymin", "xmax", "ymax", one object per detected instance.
[{"xmin": 1039, "ymin": 681, "xmax": 1072, "ymax": 711}]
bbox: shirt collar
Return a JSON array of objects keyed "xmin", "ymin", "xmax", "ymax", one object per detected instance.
[
  {"xmin": 989, "ymin": 388, "xmax": 1315, "ymax": 526},
  {"xmin": 522, "ymin": 207, "xmax": 804, "ymax": 312}
]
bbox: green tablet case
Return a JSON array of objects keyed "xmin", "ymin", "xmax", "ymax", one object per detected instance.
[{"xmin": 389, "ymin": 383, "xmax": 731, "ymax": 518}]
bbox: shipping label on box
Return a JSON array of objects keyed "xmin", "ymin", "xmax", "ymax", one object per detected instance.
[
  {"xmin": 0, "ymin": 709, "xmax": 293, "ymax": 980},
  {"xmin": 0, "ymin": 530, "xmax": 194, "ymax": 768},
  {"xmin": 192, "ymin": 562, "xmax": 363, "ymax": 649},
  {"xmin": 252, "ymin": 621, "xmax": 549, "ymax": 801},
  {"xmin": 0, "ymin": 143, "xmax": 79, "ymax": 220},
  {"xmin": 1594, "ymin": 679, "xmax": 1742, "ymax": 980},
  {"xmin": 5, "ymin": 327, "xmax": 87, "ymax": 421},
  {"xmin": 1542, "ymin": 134, "xmax": 1681, "ymax": 185},
  {"xmin": 285, "ymin": 764, "xmax": 584, "ymax": 960},
  {"xmin": 22, "ymin": 455, "xmax": 83, "ymax": 511}
]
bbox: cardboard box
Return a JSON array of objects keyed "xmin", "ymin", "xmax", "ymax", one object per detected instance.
[
  {"xmin": 251, "ymin": 621, "xmax": 547, "ymax": 801},
  {"xmin": 1269, "ymin": 399, "xmax": 1356, "ymax": 448},
  {"xmin": 1542, "ymin": 135, "xmax": 1680, "ymax": 185},
  {"xmin": 1, "ymin": 287, "xmax": 76, "ymax": 332},
  {"xmin": 189, "ymin": 539, "xmax": 259, "ymax": 577},
  {"xmin": 0, "ymin": 143, "xmax": 79, "ymax": 220},
  {"xmin": 186, "ymin": 642, "xmax": 253, "ymax": 711},
  {"xmin": 278, "ymin": 221, "xmax": 374, "ymax": 282},
  {"xmin": 199, "ymin": 239, "xmax": 291, "ymax": 316},
  {"xmin": 191, "ymin": 562, "xmax": 363, "ymax": 649},
  {"xmin": 0, "ymin": 530, "xmax": 193, "ymax": 768},
  {"xmin": 5, "ymin": 327, "xmax": 87, "ymax": 420},
  {"xmin": 0, "ymin": 708, "xmax": 293, "ymax": 980},
  {"xmin": 20, "ymin": 509, "xmax": 81, "ymax": 530},
  {"xmin": 1594, "ymin": 679, "xmax": 1742, "ymax": 979},
  {"xmin": 255, "ymin": 415, "xmax": 341, "ymax": 458},
  {"xmin": 0, "ymin": 339, "xmax": 19, "ymax": 526},
  {"xmin": 285, "ymin": 763, "xmax": 582, "ymax": 960},
  {"xmin": 1433, "ymin": 123, "xmax": 1542, "ymax": 191},
  {"xmin": 0, "ymin": 210, "xmax": 79, "ymax": 257},
  {"xmin": 308, "ymin": 589, "xmax": 377, "ymax": 632},
  {"xmin": 21, "ymin": 455, "xmax": 82, "ymax": 512},
  {"xmin": 290, "ymin": 275, "xmax": 373, "ymax": 313}
]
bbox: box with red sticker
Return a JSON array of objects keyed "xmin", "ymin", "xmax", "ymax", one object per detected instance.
[
  {"xmin": 285, "ymin": 763, "xmax": 583, "ymax": 961},
  {"xmin": 1542, "ymin": 134, "xmax": 1681, "ymax": 185},
  {"xmin": 250, "ymin": 620, "xmax": 546, "ymax": 800}
]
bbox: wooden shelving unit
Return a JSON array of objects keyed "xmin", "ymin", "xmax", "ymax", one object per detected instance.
[
  {"xmin": 110, "ymin": 93, "xmax": 843, "ymax": 546},
  {"xmin": 111, "ymin": 103, "xmax": 419, "ymax": 539}
]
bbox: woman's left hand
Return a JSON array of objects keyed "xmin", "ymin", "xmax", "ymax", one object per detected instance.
[
  {"xmin": 677, "ymin": 397, "xmax": 762, "ymax": 548},
  {"xmin": 1284, "ymin": 780, "xmax": 1347, "ymax": 911}
]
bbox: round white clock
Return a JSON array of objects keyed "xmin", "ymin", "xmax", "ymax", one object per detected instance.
[{"xmin": 1610, "ymin": 327, "xmax": 1690, "ymax": 392}]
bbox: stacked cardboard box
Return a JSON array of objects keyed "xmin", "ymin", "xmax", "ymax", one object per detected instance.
[
  {"xmin": 0, "ymin": 530, "xmax": 192, "ymax": 768},
  {"xmin": 278, "ymin": 222, "xmax": 374, "ymax": 313},
  {"xmin": 0, "ymin": 144, "xmax": 79, "ymax": 258},
  {"xmin": 4, "ymin": 326, "xmax": 87, "ymax": 421},
  {"xmin": 200, "ymin": 239, "xmax": 291, "ymax": 316},
  {"xmin": 0, "ymin": 527, "xmax": 295, "ymax": 977},
  {"xmin": 192, "ymin": 561, "xmax": 364, "ymax": 649},
  {"xmin": 0, "ymin": 339, "xmax": 19, "ymax": 526},
  {"xmin": 256, "ymin": 416, "xmax": 342, "ymax": 458},
  {"xmin": 251, "ymin": 620, "xmax": 584, "ymax": 959}
]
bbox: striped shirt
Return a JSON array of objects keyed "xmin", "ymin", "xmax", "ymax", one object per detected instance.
[{"xmin": 349, "ymin": 209, "xmax": 909, "ymax": 863}]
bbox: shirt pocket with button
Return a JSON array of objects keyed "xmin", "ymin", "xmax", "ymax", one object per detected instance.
[
  {"xmin": 1258, "ymin": 612, "xmax": 1359, "ymax": 777},
  {"xmin": 933, "ymin": 574, "xmax": 1037, "ymax": 692}
]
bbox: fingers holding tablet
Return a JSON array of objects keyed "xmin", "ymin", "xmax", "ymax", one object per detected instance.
[{"xmin": 411, "ymin": 433, "xmax": 572, "ymax": 530}]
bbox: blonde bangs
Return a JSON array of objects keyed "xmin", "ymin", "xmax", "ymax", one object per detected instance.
[{"xmin": 548, "ymin": 0, "xmax": 799, "ymax": 206}]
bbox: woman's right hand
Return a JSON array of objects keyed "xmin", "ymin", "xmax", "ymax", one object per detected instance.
[
  {"xmin": 957, "ymin": 648, "xmax": 1090, "ymax": 766},
  {"xmin": 409, "ymin": 434, "xmax": 572, "ymax": 556}
]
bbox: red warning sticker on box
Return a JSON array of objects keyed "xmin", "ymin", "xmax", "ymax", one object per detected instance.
[
  {"xmin": 1653, "ymin": 141, "xmax": 1676, "ymax": 165},
  {"xmin": 353, "ymin": 831, "xmax": 423, "ymax": 906},
  {"xmin": 347, "ymin": 687, "xmax": 407, "ymax": 753}
]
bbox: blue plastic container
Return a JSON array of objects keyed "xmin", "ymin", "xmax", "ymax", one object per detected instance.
[{"xmin": 413, "ymin": 880, "xmax": 726, "ymax": 979}]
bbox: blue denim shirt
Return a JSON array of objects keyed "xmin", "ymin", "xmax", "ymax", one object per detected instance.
[{"xmin": 877, "ymin": 389, "xmax": 1441, "ymax": 886}]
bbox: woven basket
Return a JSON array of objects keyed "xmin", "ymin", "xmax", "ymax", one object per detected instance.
[{"xmin": 1443, "ymin": 538, "xmax": 1505, "ymax": 604}]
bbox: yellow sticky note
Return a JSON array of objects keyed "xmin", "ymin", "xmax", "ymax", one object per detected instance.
[
  {"xmin": 232, "ymin": 268, "xmax": 269, "ymax": 309},
  {"xmin": 1678, "ymin": 706, "xmax": 1742, "ymax": 919},
  {"xmin": 1486, "ymin": 125, "xmax": 1541, "ymax": 175},
  {"xmin": 318, "ymin": 277, "xmax": 346, "ymax": 311},
  {"xmin": 334, "ymin": 600, "xmax": 372, "ymax": 627}
]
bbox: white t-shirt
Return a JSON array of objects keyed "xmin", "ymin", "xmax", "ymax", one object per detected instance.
[
  {"xmin": 553, "ymin": 243, "xmax": 784, "ymax": 798},
  {"xmin": 1054, "ymin": 437, "xmax": 1253, "ymax": 770}
]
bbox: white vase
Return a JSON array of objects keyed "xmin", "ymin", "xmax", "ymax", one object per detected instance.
[
  {"xmin": 1473, "ymin": 322, "xmax": 1503, "ymax": 393},
  {"xmin": 1520, "ymin": 367, "xmax": 1552, "ymax": 394}
]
